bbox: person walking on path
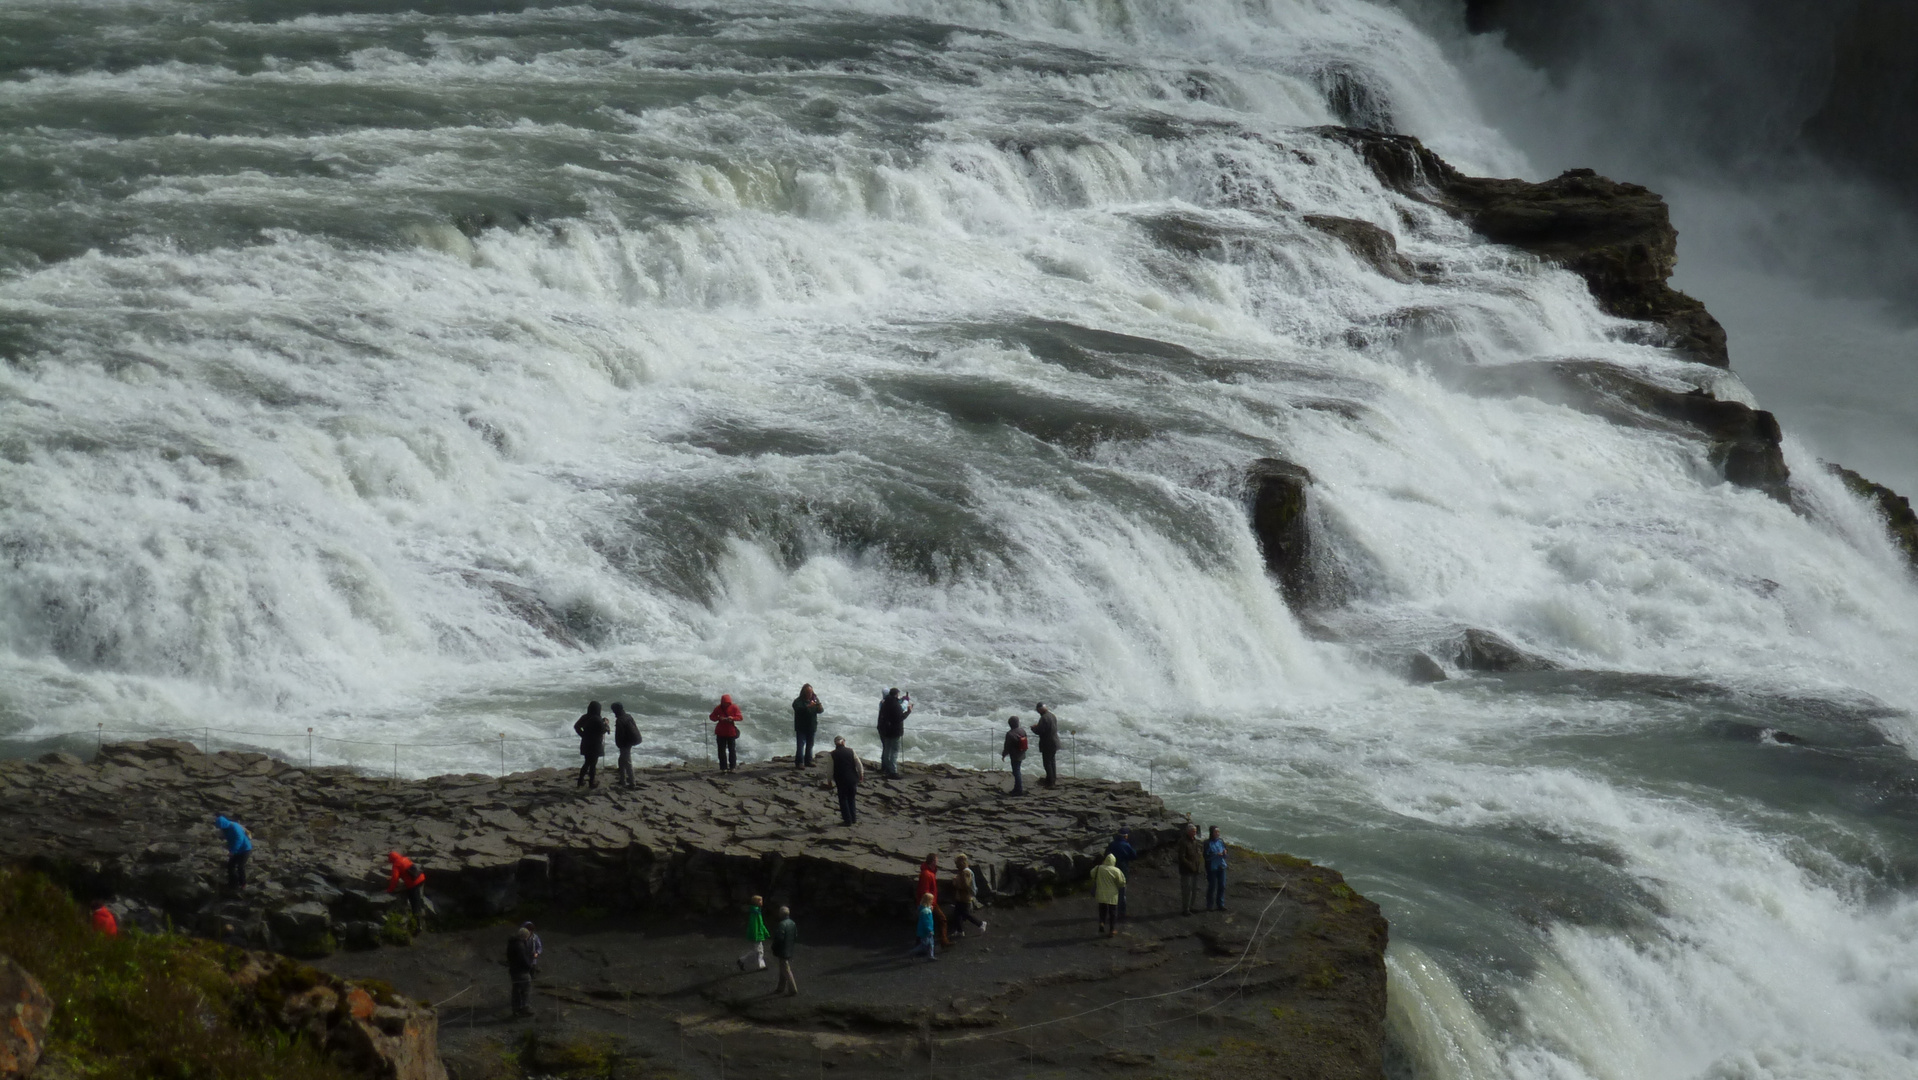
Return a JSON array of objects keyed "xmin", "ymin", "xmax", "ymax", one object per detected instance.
[
  {"xmin": 574, "ymin": 701, "xmax": 609, "ymax": 788},
  {"xmin": 828, "ymin": 736, "xmax": 864, "ymax": 826},
  {"xmin": 1105, "ymin": 827, "xmax": 1138, "ymax": 921},
  {"xmin": 791, "ymin": 685, "xmax": 823, "ymax": 769},
  {"xmin": 386, "ymin": 851, "xmax": 428, "ymax": 930},
  {"xmin": 907, "ymin": 894, "xmax": 938, "ymax": 961},
  {"xmin": 507, "ymin": 923, "xmax": 537, "ymax": 1018},
  {"xmin": 771, "ymin": 905, "xmax": 799, "ymax": 996},
  {"xmin": 1091, "ymin": 853, "xmax": 1126, "ymax": 937},
  {"xmin": 710, "ymin": 694, "xmax": 743, "ymax": 772},
  {"xmin": 1177, "ymin": 823, "xmax": 1205, "ymax": 915},
  {"xmin": 736, "ymin": 895, "xmax": 770, "ymax": 972},
  {"xmin": 1033, "ymin": 703, "xmax": 1062, "ymax": 786},
  {"xmin": 1000, "ymin": 715, "xmax": 1029, "ymax": 796},
  {"xmin": 1204, "ymin": 827, "xmax": 1229, "ymax": 912},
  {"xmin": 950, "ymin": 854, "xmax": 987, "ymax": 937},
  {"xmin": 611, "ymin": 702, "xmax": 642, "ymax": 788},
  {"xmin": 917, "ymin": 855, "xmax": 953, "ymax": 947},
  {"xmin": 215, "ymin": 814, "xmax": 252, "ymax": 890},
  {"xmin": 876, "ymin": 688, "xmax": 910, "ymax": 778},
  {"xmin": 91, "ymin": 901, "xmax": 118, "ymax": 936}
]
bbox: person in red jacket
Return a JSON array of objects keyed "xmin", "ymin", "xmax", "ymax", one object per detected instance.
[
  {"xmin": 91, "ymin": 901, "xmax": 118, "ymax": 936},
  {"xmin": 710, "ymin": 694, "xmax": 743, "ymax": 773},
  {"xmin": 916, "ymin": 854, "xmax": 952, "ymax": 948},
  {"xmin": 386, "ymin": 851, "xmax": 428, "ymax": 930}
]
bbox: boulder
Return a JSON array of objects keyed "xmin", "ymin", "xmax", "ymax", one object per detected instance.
[
  {"xmin": 1313, "ymin": 127, "xmax": 1729, "ymax": 366},
  {"xmin": 1825, "ymin": 462, "xmax": 1918, "ymax": 570},
  {"xmin": 1406, "ymin": 652, "xmax": 1449, "ymax": 683},
  {"xmin": 233, "ymin": 954, "xmax": 445, "ymax": 1080},
  {"xmin": 267, "ymin": 901, "xmax": 337, "ymax": 958},
  {"xmin": 0, "ymin": 955, "xmax": 51, "ymax": 1079},
  {"xmin": 1303, "ymin": 214, "xmax": 1417, "ymax": 283},
  {"xmin": 1453, "ymin": 629, "xmax": 1557, "ymax": 672},
  {"xmin": 1244, "ymin": 457, "xmax": 1316, "ymax": 608}
]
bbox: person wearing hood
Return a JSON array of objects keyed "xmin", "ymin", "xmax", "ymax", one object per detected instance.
[
  {"xmin": 386, "ymin": 850, "xmax": 428, "ymax": 929},
  {"xmin": 1033, "ymin": 702, "xmax": 1062, "ymax": 786},
  {"xmin": 1105, "ymin": 827, "xmax": 1137, "ymax": 921},
  {"xmin": 574, "ymin": 701, "xmax": 609, "ymax": 788},
  {"xmin": 611, "ymin": 702, "xmax": 642, "ymax": 788},
  {"xmin": 91, "ymin": 901, "xmax": 118, "ymax": 937},
  {"xmin": 1204, "ymin": 826, "xmax": 1229, "ymax": 912},
  {"xmin": 791, "ymin": 684, "xmax": 823, "ymax": 770},
  {"xmin": 876, "ymin": 688, "xmax": 910, "ymax": 778},
  {"xmin": 1091, "ymin": 853, "xmax": 1126, "ymax": 937},
  {"xmin": 710, "ymin": 694, "xmax": 743, "ymax": 772},
  {"xmin": 507, "ymin": 922, "xmax": 537, "ymax": 1017},
  {"xmin": 214, "ymin": 814, "xmax": 252, "ymax": 890},
  {"xmin": 1000, "ymin": 715, "xmax": 1029, "ymax": 796}
]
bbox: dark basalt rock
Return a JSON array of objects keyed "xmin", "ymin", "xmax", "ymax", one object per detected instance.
[
  {"xmin": 1406, "ymin": 652, "xmax": 1450, "ymax": 683},
  {"xmin": 1303, "ymin": 214, "xmax": 1417, "ymax": 283},
  {"xmin": 1458, "ymin": 360, "xmax": 1791, "ymax": 502},
  {"xmin": 1453, "ymin": 628, "xmax": 1558, "ymax": 672},
  {"xmin": 1312, "ymin": 127, "xmax": 1729, "ymax": 367},
  {"xmin": 1824, "ymin": 462, "xmax": 1918, "ymax": 570},
  {"xmin": 1244, "ymin": 458, "xmax": 1316, "ymax": 608}
]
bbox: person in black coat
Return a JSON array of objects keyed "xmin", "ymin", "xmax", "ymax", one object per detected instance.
[
  {"xmin": 1034, "ymin": 703, "xmax": 1062, "ymax": 786},
  {"xmin": 506, "ymin": 923, "xmax": 537, "ymax": 1017},
  {"xmin": 611, "ymin": 703, "xmax": 642, "ymax": 788},
  {"xmin": 828, "ymin": 736, "xmax": 864, "ymax": 826},
  {"xmin": 574, "ymin": 701, "xmax": 609, "ymax": 788},
  {"xmin": 791, "ymin": 684, "xmax": 823, "ymax": 770},
  {"xmin": 876, "ymin": 688, "xmax": 910, "ymax": 778}
]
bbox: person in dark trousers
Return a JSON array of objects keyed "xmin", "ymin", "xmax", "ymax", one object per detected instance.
[
  {"xmin": 771, "ymin": 905, "xmax": 799, "ymax": 996},
  {"xmin": 1204, "ymin": 826, "xmax": 1229, "ymax": 912},
  {"xmin": 1033, "ymin": 703, "xmax": 1062, "ymax": 786},
  {"xmin": 1000, "ymin": 716, "xmax": 1028, "ymax": 795},
  {"xmin": 950, "ymin": 854, "xmax": 987, "ymax": 937},
  {"xmin": 611, "ymin": 703, "xmax": 641, "ymax": 788},
  {"xmin": 574, "ymin": 701, "xmax": 609, "ymax": 788},
  {"xmin": 710, "ymin": 694, "xmax": 742, "ymax": 772},
  {"xmin": 917, "ymin": 854, "xmax": 953, "ymax": 947},
  {"xmin": 215, "ymin": 814, "xmax": 252, "ymax": 890},
  {"xmin": 1177, "ymin": 823, "xmax": 1205, "ymax": 915},
  {"xmin": 1105, "ymin": 827, "xmax": 1137, "ymax": 921},
  {"xmin": 828, "ymin": 736, "xmax": 863, "ymax": 825},
  {"xmin": 791, "ymin": 684, "xmax": 823, "ymax": 769},
  {"xmin": 507, "ymin": 923, "xmax": 537, "ymax": 1017},
  {"xmin": 1091, "ymin": 854, "xmax": 1126, "ymax": 937},
  {"xmin": 386, "ymin": 851, "xmax": 428, "ymax": 929},
  {"xmin": 876, "ymin": 688, "xmax": 910, "ymax": 778}
]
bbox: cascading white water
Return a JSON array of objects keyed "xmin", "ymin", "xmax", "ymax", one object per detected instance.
[{"xmin": 2, "ymin": 1, "xmax": 1915, "ymax": 1076}]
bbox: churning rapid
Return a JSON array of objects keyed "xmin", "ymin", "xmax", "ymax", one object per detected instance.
[{"xmin": 3, "ymin": 1, "xmax": 1916, "ymax": 1076}]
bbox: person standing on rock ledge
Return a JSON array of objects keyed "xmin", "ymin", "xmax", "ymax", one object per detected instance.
[
  {"xmin": 1033, "ymin": 703, "xmax": 1062, "ymax": 786},
  {"xmin": 1177, "ymin": 823, "xmax": 1205, "ymax": 916},
  {"xmin": 611, "ymin": 703, "xmax": 641, "ymax": 789},
  {"xmin": 574, "ymin": 701, "xmax": 609, "ymax": 788},
  {"xmin": 1000, "ymin": 715, "xmax": 1029, "ymax": 796},
  {"xmin": 771, "ymin": 905, "xmax": 798, "ymax": 996},
  {"xmin": 791, "ymin": 684, "xmax": 823, "ymax": 769},
  {"xmin": 1204, "ymin": 826, "xmax": 1228, "ymax": 912},
  {"xmin": 214, "ymin": 814, "xmax": 252, "ymax": 891},
  {"xmin": 710, "ymin": 694, "xmax": 743, "ymax": 772},
  {"xmin": 876, "ymin": 688, "xmax": 910, "ymax": 778},
  {"xmin": 1091, "ymin": 853, "xmax": 1126, "ymax": 937},
  {"xmin": 507, "ymin": 923, "xmax": 537, "ymax": 1018},
  {"xmin": 1105, "ymin": 827, "xmax": 1137, "ymax": 922},
  {"xmin": 828, "ymin": 735, "xmax": 863, "ymax": 825}
]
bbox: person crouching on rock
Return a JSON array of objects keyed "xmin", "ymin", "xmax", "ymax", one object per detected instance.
[
  {"xmin": 1000, "ymin": 716, "xmax": 1029, "ymax": 796},
  {"xmin": 574, "ymin": 700, "xmax": 609, "ymax": 788},
  {"xmin": 612, "ymin": 702, "xmax": 642, "ymax": 788},
  {"xmin": 91, "ymin": 900, "xmax": 118, "ymax": 937},
  {"xmin": 1092, "ymin": 853, "xmax": 1126, "ymax": 937},
  {"xmin": 214, "ymin": 814, "xmax": 252, "ymax": 891},
  {"xmin": 772, "ymin": 905, "xmax": 798, "ymax": 996},
  {"xmin": 507, "ymin": 922, "xmax": 537, "ymax": 1018},
  {"xmin": 828, "ymin": 735, "xmax": 863, "ymax": 826},
  {"xmin": 386, "ymin": 851, "xmax": 428, "ymax": 930},
  {"xmin": 737, "ymin": 894, "xmax": 770, "ymax": 971},
  {"xmin": 907, "ymin": 893, "xmax": 938, "ymax": 961},
  {"xmin": 710, "ymin": 694, "xmax": 743, "ymax": 773}
]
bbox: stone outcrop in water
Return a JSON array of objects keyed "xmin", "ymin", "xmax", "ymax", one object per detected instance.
[
  {"xmin": 1824, "ymin": 462, "xmax": 1918, "ymax": 570},
  {"xmin": 1244, "ymin": 457, "xmax": 1318, "ymax": 608},
  {"xmin": 1315, "ymin": 127, "xmax": 1729, "ymax": 367},
  {"xmin": 1459, "ymin": 359, "xmax": 1792, "ymax": 502}
]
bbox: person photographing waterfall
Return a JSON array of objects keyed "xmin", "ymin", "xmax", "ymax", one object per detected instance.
[
  {"xmin": 791, "ymin": 684, "xmax": 823, "ymax": 769},
  {"xmin": 710, "ymin": 694, "xmax": 743, "ymax": 773},
  {"xmin": 876, "ymin": 688, "xmax": 911, "ymax": 778}
]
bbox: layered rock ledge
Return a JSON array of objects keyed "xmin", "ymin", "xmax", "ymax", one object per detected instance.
[{"xmin": 13, "ymin": 740, "xmax": 1388, "ymax": 1079}]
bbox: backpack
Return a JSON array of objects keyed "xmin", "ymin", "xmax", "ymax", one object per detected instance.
[{"xmin": 1015, "ymin": 732, "xmax": 1029, "ymax": 752}]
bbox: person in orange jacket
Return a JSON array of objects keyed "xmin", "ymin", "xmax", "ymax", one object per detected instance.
[
  {"xmin": 91, "ymin": 901, "xmax": 118, "ymax": 936},
  {"xmin": 386, "ymin": 851, "xmax": 428, "ymax": 929},
  {"xmin": 916, "ymin": 854, "xmax": 952, "ymax": 947},
  {"xmin": 709, "ymin": 694, "xmax": 743, "ymax": 773}
]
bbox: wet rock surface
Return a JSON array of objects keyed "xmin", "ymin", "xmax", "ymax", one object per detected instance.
[
  {"xmin": 1244, "ymin": 457, "xmax": 1318, "ymax": 608},
  {"xmin": 2, "ymin": 740, "xmax": 1388, "ymax": 1077},
  {"xmin": 1825, "ymin": 462, "xmax": 1918, "ymax": 570}
]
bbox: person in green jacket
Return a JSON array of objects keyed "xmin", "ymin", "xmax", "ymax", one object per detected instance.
[
  {"xmin": 736, "ymin": 894, "xmax": 770, "ymax": 971},
  {"xmin": 1091, "ymin": 853, "xmax": 1126, "ymax": 937},
  {"xmin": 771, "ymin": 905, "xmax": 799, "ymax": 996}
]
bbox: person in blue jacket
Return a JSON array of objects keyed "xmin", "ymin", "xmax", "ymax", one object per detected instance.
[
  {"xmin": 215, "ymin": 814, "xmax": 253, "ymax": 890},
  {"xmin": 1104, "ymin": 826, "xmax": 1138, "ymax": 921},
  {"xmin": 1204, "ymin": 826, "xmax": 1229, "ymax": 912}
]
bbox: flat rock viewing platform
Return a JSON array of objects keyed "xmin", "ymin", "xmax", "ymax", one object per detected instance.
[{"xmin": 14, "ymin": 740, "xmax": 1387, "ymax": 1079}]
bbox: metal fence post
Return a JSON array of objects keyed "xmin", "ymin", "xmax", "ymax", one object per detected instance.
[
  {"xmin": 204, "ymin": 726, "xmax": 211, "ymax": 757},
  {"xmin": 498, "ymin": 733, "xmax": 507, "ymax": 779},
  {"xmin": 307, "ymin": 727, "xmax": 314, "ymax": 769},
  {"xmin": 96, "ymin": 723, "xmax": 103, "ymax": 752}
]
